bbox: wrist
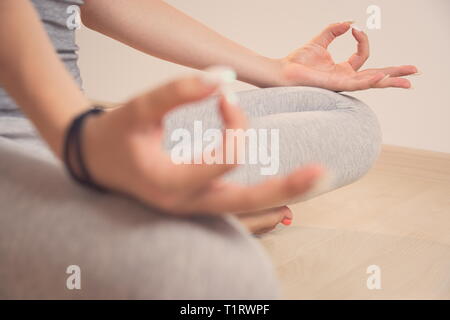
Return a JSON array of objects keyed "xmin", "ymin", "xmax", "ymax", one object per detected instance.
[
  {"xmin": 26, "ymin": 97, "xmax": 91, "ymax": 160},
  {"xmin": 51, "ymin": 103, "xmax": 91, "ymax": 159},
  {"xmin": 237, "ymin": 55, "xmax": 287, "ymax": 88},
  {"xmin": 62, "ymin": 106, "xmax": 108, "ymax": 192}
]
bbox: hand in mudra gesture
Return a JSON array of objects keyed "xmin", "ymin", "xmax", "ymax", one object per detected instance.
[
  {"xmin": 279, "ymin": 22, "xmax": 418, "ymax": 91},
  {"xmin": 82, "ymin": 76, "xmax": 322, "ymax": 220}
]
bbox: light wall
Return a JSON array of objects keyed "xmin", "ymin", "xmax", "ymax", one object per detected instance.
[{"xmin": 77, "ymin": 0, "xmax": 450, "ymax": 153}]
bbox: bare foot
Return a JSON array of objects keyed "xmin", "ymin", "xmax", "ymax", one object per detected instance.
[{"xmin": 237, "ymin": 206, "xmax": 293, "ymax": 235}]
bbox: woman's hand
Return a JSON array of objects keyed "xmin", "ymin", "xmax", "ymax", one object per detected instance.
[
  {"xmin": 82, "ymin": 76, "xmax": 323, "ymax": 216},
  {"xmin": 276, "ymin": 22, "xmax": 418, "ymax": 91}
]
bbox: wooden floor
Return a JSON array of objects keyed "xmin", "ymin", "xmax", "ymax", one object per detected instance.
[{"xmin": 259, "ymin": 145, "xmax": 450, "ymax": 299}]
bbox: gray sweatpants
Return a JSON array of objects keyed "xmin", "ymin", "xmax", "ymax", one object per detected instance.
[{"xmin": 0, "ymin": 86, "xmax": 381, "ymax": 299}]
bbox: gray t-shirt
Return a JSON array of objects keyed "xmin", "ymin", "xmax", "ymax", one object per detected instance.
[{"xmin": 0, "ymin": 0, "xmax": 84, "ymax": 115}]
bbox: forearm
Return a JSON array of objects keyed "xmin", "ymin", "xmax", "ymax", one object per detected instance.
[
  {"xmin": 0, "ymin": 0, "xmax": 90, "ymax": 158},
  {"xmin": 81, "ymin": 0, "xmax": 283, "ymax": 87}
]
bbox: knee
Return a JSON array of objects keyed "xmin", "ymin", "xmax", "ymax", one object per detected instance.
[{"xmin": 334, "ymin": 94, "xmax": 382, "ymax": 186}]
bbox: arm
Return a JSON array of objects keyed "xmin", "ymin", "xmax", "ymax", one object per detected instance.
[
  {"xmin": 0, "ymin": 0, "xmax": 322, "ymax": 220},
  {"xmin": 81, "ymin": 0, "xmax": 417, "ymax": 91},
  {"xmin": 0, "ymin": 0, "xmax": 90, "ymax": 157},
  {"xmin": 80, "ymin": 0, "xmax": 283, "ymax": 88}
]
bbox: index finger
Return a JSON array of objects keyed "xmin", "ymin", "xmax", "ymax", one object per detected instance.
[
  {"xmin": 130, "ymin": 77, "xmax": 218, "ymax": 124},
  {"xmin": 309, "ymin": 21, "xmax": 353, "ymax": 48}
]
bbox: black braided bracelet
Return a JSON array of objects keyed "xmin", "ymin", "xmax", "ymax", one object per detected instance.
[{"xmin": 63, "ymin": 106, "xmax": 107, "ymax": 192}]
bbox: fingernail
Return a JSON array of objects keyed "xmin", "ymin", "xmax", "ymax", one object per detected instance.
[
  {"xmin": 342, "ymin": 20, "xmax": 355, "ymax": 24},
  {"xmin": 408, "ymin": 84, "xmax": 414, "ymax": 89},
  {"xmin": 202, "ymin": 66, "xmax": 239, "ymax": 105},
  {"xmin": 410, "ymin": 71, "xmax": 422, "ymax": 76},
  {"xmin": 223, "ymin": 88, "xmax": 239, "ymax": 105},
  {"xmin": 201, "ymin": 65, "xmax": 237, "ymax": 86},
  {"xmin": 281, "ymin": 218, "xmax": 292, "ymax": 226},
  {"xmin": 352, "ymin": 25, "xmax": 363, "ymax": 32}
]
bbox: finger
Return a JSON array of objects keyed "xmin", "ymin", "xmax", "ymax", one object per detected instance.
[
  {"xmin": 218, "ymin": 94, "xmax": 249, "ymax": 166},
  {"xmin": 309, "ymin": 22, "xmax": 352, "ymax": 49},
  {"xmin": 348, "ymin": 27, "xmax": 370, "ymax": 70},
  {"xmin": 344, "ymin": 72, "xmax": 385, "ymax": 91},
  {"xmin": 130, "ymin": 77, "xmax": 218, "ymax": 123},
  {"xmin": 238, "ymin": 206, "xmax": 292, "ymax": 234},
  {"xmin": 191, "ymin": 165, "xmax": 323, "ymax": 214},
  {"xmin": 373, "ymin": 75, "xmax": 412, "ymax": 89},
  {"xmin": 362, "ymin": 65, "xmax": 418, "ymax": 78},
  {"xmin": 168, "ymin": 95, "xmax": 248, "ymax": 191}
]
